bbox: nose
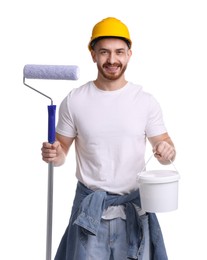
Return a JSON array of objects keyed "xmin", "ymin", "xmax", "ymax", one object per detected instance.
[{"xmin": 107, "ymin": 52, "xmax": 116, "ymax": 64}]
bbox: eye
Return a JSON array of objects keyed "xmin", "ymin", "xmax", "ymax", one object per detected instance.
[
  {"xmin": 116, "ymin": 49, "xmax": 125, "ymax": 55},
  {"xmin": 100, "ymin": 50, "xmax": 108, "ymax": 55}
]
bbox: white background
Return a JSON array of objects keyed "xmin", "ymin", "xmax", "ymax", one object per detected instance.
[{"xmin": 1, "ymin": 0, "xmax": 207, "ymax": 259}]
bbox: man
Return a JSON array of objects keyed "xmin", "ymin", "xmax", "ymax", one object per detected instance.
[{"xmin": 42, "ymin": 17, "xmax": 176, "ymax": 260}]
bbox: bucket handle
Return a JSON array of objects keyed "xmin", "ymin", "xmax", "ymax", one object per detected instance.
[{"xmin": 140, "ymin": 152, "xmax": 178, "ymax": 174}]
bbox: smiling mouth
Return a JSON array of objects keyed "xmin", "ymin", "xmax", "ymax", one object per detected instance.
[{"xmin": 104, "ymin": 64, "xmax": 120, "ymax": 74}]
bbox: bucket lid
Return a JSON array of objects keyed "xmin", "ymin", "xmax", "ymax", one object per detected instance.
[{"xmin": 137, "ymin": 170, "xmax": 180, "ymax": 184}]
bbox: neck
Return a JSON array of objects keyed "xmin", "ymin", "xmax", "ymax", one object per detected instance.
[{"xmin": 93, "ymin": 77, "xmax": 128, "ymax": 91}]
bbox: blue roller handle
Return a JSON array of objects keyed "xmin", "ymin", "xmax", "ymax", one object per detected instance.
[
  {"xmin": 48, "ymin": 105, "xmax": 56, "ymax": 144},
  {"xmin": 47, "ymin": 104, "xmax": 56, "ymax": 260}
]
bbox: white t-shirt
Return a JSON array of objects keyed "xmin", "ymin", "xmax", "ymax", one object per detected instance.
[{"xmin": 56, "ymin": 81, "xmax": 167, "ymax": 195}]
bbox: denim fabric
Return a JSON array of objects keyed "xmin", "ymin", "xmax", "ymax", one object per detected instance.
[
  {"xmin": 85, "ymin": 218, "xmax": 128, "ymax": 259},
  {"xmin": 85, "ymin": 218, "xmax": 141, "ymax": 260},
  {"xmin": 54, "ymin": 182, "xmax": 168, "ymax": 260}
]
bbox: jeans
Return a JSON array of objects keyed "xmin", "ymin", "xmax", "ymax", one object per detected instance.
[
  {"xmin": 54, "ymin": 182, "xmax": 168, "ymax": 260},
  {"xmin": 85, "ymin": 217, "xmax": 150, "ymax": 260}
]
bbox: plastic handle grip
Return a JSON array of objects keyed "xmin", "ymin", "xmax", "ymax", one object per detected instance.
[{"xmin": 48, "ymin": 105, "xmax": 56, "ymax": 144}]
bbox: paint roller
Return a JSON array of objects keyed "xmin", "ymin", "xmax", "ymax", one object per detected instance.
[{"xmin": 23, "ymin": 64, "xmax": 80, "ymax": 260}]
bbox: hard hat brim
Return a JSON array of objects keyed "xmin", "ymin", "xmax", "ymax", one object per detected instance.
[{"xmin": 89, "ymin": 36, "xmax": 132, "ymax": 51}]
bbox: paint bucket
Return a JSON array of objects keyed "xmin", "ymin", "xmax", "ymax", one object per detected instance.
[{"xmin": 137, "ymin": 156, "xmax": 180, "ymax": 213}]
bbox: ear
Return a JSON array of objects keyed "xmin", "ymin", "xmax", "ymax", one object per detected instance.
[
  {"xmin": 90, "ymin": 50, "xmax": 97, "ymax": 63},
  {"xmin": 128, "ymin": 49, "xmax": 132, "ymax": 58}
]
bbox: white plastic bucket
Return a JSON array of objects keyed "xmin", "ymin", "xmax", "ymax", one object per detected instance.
[{"xmin": 137, "ymin": 169, "xmax": 180, "ymax": 213}]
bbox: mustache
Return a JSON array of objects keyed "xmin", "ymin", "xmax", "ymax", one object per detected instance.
[{"xmin": 103, "ymin": 62, "xmax": 121, "ymax": 67}]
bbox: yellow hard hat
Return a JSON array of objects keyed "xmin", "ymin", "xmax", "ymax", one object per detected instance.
[{"xmin": 88, "ymin": 17, "xmax": 132, "ymax": 51}]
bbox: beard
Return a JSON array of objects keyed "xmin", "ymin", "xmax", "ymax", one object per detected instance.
[{"xmin": 97, "ymin": 62, "xmax": 127, "ymax": 81}]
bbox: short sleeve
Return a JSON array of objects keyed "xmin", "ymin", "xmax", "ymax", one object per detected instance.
[
  {"xmin": 56, "ymin": 94, "xmax": 77, "ymax": 137},
  {"xmin": 145, "ymin": 95, "xmax": 167, "ymax": 137}
]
